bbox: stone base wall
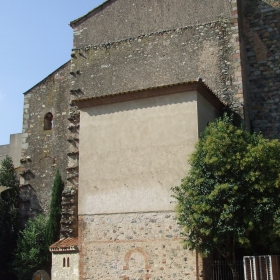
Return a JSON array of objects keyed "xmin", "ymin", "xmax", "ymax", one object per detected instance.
[{"xmin": 78, "ymin": 212, "xmax": 199, "ymax": 280}]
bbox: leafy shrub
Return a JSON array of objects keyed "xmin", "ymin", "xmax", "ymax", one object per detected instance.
[{"xmin": 13, "ymin": 215, "xmax": 47, "ymax": 280}]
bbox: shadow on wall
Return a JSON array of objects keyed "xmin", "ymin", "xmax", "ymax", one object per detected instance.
[
  {"xmin": 242, "ymin": 0, "xmax": 280, "ymax": 138},
  {"xmin": 84, "ymin": 90, "xmax": 197, "ymax": 117},
  {"xmin": 19, "ymin": 184, "xmax": 43, "ymax": 228}
]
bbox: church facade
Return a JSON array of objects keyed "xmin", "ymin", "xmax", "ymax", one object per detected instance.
[{"xmin": 17, "ymin": 0, "xmax": 280, "ymax": 279}]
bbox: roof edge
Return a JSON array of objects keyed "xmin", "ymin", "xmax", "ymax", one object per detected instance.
[
  {"xmin": 72, "ymin": 80, "xmax": 225, "ymax": 110},
  {"xmin": 23, "ymin": 61, "xmax": 70, "ymax": 95},
  {"xmin": 70, "ymin": 0, "xmax": 113, "ymax": 28},
  {"xmin": 49, "ymin": 237, "xmax": 79, "ymax": 252}
]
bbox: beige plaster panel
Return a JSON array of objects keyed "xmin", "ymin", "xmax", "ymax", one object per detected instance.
[
  {"xmin": 52, "ymin": 252, "xmax": 79, "ymax": 280},
  {"xmin": 0, "ymin": 144, "xmax": 10, "ymax": 165},
  {"xmin": 79, "ymin": 91, "xmax": 198, "ymax": 214},
  {"xmin": 197, "ymin": 93, "xmax": 221, "ymax": 135},
  {"xmin": 9, "ymin": 133, "xmax": 22, "ymax": 168},
  {"xmin": 79, "ymin": 212, "xmax": 197, "ymax": 280}
]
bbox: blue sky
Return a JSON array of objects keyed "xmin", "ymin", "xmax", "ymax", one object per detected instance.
[{"xmin": 0, "ymin": 0, "xmax": 105, "ymax": 145}]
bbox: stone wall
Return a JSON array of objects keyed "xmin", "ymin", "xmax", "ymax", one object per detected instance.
[
  {"xmin": 78, "ymin": 212, "xmax": 198, "ymax": 280},
  {"xmin": 71, "ymin": 0, "xmax": 232, "ymax": 48},
  {"xmin": 61, "ymin": 102, "xmax": 79, "ymax": 237},
  {"xmin": 71, "ymin": 21, "xmax": 242, "ymax": 109},
  {"xmin": 241, "ymin": 0, "xmax": 280, "ymax": 139},
  {"xmin": 20, "ymin": 62, "xmax": 70, "ymax": 223},
  {"xmin": 66, "ymin": 0, "xmax": 245, "ymax": 243}
]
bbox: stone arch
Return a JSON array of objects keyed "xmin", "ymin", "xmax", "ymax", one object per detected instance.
[
  {"xmin": 122, "ymin": 248, "xmax": 151, "ymax": 280},
  {"xmin": 44, "ymin": 112, "xmax": 53, "ymax": 130}
]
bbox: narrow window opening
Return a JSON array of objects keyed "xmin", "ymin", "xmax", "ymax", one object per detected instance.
[
  {"xmin": 67, "ymin": 257, "xmax": 70, "ymax": 267},
  {"xmin": 44, "ymin": 112, "xmax": 53, "ymax": 130},
  {"xmin": 63, "ymin": 257, "xmax": 66, "ymax": 267}
]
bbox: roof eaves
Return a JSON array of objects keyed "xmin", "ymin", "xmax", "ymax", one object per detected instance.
[
  {"xmin": 49, "ymin": 238, "xmax": 79, "ymax": 252},
  {"xmin": 71, "ymin": 80, "xmax": 225, "ymax": 110}
]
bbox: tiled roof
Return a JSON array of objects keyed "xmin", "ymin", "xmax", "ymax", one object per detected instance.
[
  {"xmin": 71, "ymin": 80, "xmax": 225, "ymax": 110},
  {"xmin": 49, "ymin": 237, "xmax": 78, "ymax": 252}
]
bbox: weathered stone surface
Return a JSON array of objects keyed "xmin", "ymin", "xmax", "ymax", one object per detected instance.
[
  {"xmin": 16, "ymin": 1, "xmax": 280, "ymax": 279},
  {"xmin": 71, "ymin": 0, "xmax": 232, "ymax": 48},
  {"xmin": 20, "ymin": 62, "xmax": 71, "ymax": 223},
  {"xmin": 242, "ymin": 0, "xmax": 280, "ymax": 139},
  {"xmin": 71, "ymin": 22, "xmax": 243, "ymax": 110},
  {"xmin": 78, "ymin": 212, "xmax": 197, "ymax": 280}
]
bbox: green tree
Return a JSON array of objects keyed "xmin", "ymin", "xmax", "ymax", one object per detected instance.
[
  {"xmin": 172, "ymin": 116, "xmax": 280, "ymax": 280},
  {"xmin": 45, "ymin": 170, "xmax": 64, "ymax": 259},
  {"xmin": 13, "ymin": 215, "xmax": 47, "ymax": 280},
  {"xmin": 0, "ymin": 156, "xmax": 20, "ymax": 279}
]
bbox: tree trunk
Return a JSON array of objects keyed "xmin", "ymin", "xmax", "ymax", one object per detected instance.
[
  {"xmin": 220, "ymin": 238, "xmax": 239, "ymax": 280},
  {"xmin": 227, "ymin": 238, "xmax": 239, "ymax": 280},
  {"xmin": 228, "ymin": 262, "xmax": 239, "ymax": 280}
]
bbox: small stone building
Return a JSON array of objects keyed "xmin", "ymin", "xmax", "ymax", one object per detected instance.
[{"xmin": 49, "ymin": 238, "xmax": 79, "ymax": 280}]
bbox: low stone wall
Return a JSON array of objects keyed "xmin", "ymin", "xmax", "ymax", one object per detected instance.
[{"xmin": 78, "ymin": 211, "xmax": 198, "ymax": 280}]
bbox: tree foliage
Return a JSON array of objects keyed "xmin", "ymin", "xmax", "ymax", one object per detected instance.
[
  {"xmin": 12, "ymin": 170, "xmax": 64, "ymax": 279},
  {"xmin": 0, "ymin": 156, "xmax": 20, "ymax": 279},
  {"xmin": 13, "ymin": 215, "xmax": 47, "ymax": 280},
  {"xmin": 172, "ymin": 116, "xmax": 280, "ymax": 278},
  {"xmin": 45, "ymin": 170, "xmax": 64, "ymax": 257}
]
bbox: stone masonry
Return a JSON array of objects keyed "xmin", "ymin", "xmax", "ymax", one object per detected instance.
[
  {"xmin": 70, "ymin": 0, "xmax": 243, "ymax": 113},
  {"xmin": 241, "ymin": 0, "xmax": 280, "ymax": 138},
  {"xmin": 16, "ymin": 1, "xmax": 280, "ymax": 279},
  {"xmin": 78, "ymin": 212, "xmax": 198, "ymax": 280},
  {"xmin": 20, "ymin": 62, "xmax": 70, "ymax": 224}
]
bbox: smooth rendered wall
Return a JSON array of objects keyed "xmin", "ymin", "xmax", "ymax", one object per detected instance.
[
  {"xmin": 9, "ymin": 133, "xmax": 22, "ymax": 168},
  {"xmin": 0, "ymin": 133, "xmax": 22, "ymax": 168},
  {"xmin": 52, "ymin": 252, "xmax": 79, "ymax": 280},
  {"xmin": 0, "ymin": 145, "xmax": 10, "ymax": 164},
  {"xmin": 79, "ymin": 91, "xmax": 198, "ymax": 214}
]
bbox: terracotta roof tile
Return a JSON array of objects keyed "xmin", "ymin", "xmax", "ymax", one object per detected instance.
[
  {"xmin": 49, "ymin": 237, "xmax": 79, "ymax": 252},
  {"xmin": 71, "ymin": 80, "xmax": 225, "ymax": 111}
]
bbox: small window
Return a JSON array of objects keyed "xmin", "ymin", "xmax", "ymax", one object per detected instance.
[
  {"xmin": 63, "ymin": 257, "xmax": 66, "ymax": 267},
  {"xmin": 44, "ymin": 112, "xmax": 53, "ymax": 130},
  {"xmin": 67, "ymin": 257, "xmax": 70, "ymax": 267}
]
